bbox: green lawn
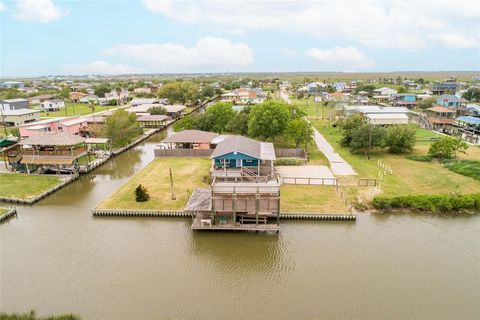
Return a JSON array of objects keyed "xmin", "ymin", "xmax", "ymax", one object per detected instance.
[
  {"xmin": 39, "ymin": 103, "xmax": 109, "ymax": 118},
  {"xmin": 96, "ymin": 157, "xmax": 211, "ymax": 210},
  {"xmin": 0, "ymin": 174, "xmax": 62, "ymax": 199},
  {"xmin": 281, "ymin": 185, "xmax": 348, "ymax": 213},
  {"xmin": 77, "ymin": 154, "xmax": 97, "ymax": 165},
  {"xmin": 0, "ymin": 208, "xmax": 7, "ymax": 215},
  {"xmin": 315, "ymin": 125, "xmax": 480, "ymax": 197},
  {"xmin": 0, "ymin": 126, "xmax": 18, "ymax": 138}
]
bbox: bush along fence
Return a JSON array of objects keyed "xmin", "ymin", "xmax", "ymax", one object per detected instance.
[
  {"xmin": 372, "ymin": 193, "xmax": 480, "ymax": 213},
  {"xmin": 0, "ymin": 174, "xmax": 79, "ymax": 205},
  {"xmin": 0, "ymin": 208, "xmax": 17, "ymax": 223},
  {"xmin": 92, "ymin": 209, "xmax": 356, "ymax": 221}
]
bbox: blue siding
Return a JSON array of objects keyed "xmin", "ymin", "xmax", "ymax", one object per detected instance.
[{"xmin": 213, "ymin": 152, "xmax": 259, "ymax": 168}]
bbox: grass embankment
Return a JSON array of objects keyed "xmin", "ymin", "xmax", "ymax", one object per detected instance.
[
  {"xmin": 442, "ymin": 160, "xmax": 480, "ymax": 181},
  {"xmin": 39, "ymin": 103, "xmax": 109, "ymax": 118},
  {"xmin": 0, "ymin": 208, "xmax": 8, "ymax": 215},
  {"xmin": 314, "ymin": 124, "xmax": 480, "ymax": 198},
  {"xmin": 96, "ymin": 158, "xmax": 211, "ymax": 210},
  {"xmin": 0, "ymin": 310, "xmax": 79, "ymax": 320},
  {"xmin": 281, "ymin": 185, "xmax": 348, "ymax": 213},
  {"xmin": 0, "ymin": 174, "xmax": 62, "ymax": 199}
]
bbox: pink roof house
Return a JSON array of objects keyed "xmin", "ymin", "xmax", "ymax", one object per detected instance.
[{"xmin": 19, "ymin": 117, "xmax": 88, "ymax": 138}]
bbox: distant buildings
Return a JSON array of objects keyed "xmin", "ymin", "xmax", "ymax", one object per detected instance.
[
  {"xmin": 432, "ymin": 82, "xmax": 457, "ymax": 95},
  {"xmin": 220, "ymin": 87, "xmax": 266, "ymax": 104},
  {"xmin": 0, "ymin": 81, "xmax": 24, "ymax": 89}
]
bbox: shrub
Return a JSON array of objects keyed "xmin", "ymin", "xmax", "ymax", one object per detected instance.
[
  {"xmin": 135, "ymin": 184, "xmax": 150, "ymax": 202},
  {"xmin": 372, "ymin": 193, "xmax": 480, "ymax": 212},
  {"xmin": 385, "ymin": 125, "xmax": 416, "ymax": 154},
  {"xmin": 274, "ymin": 158, "xmax": 304, "ymax": 166},
  {"xmin": 428, "ymin": 136, "xmax": 468, "ymax": 159},
  {"xmin": 442, "ymin": 160, "xmax": 480, "ymax": 181},
  {"xmin": 406, "ymin": 155, "xmax": 432, "ymax": 162}
]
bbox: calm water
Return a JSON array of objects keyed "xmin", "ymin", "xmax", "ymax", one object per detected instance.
[{"xmin": 1, "ymin": 133, "xmax": 479, "ymax": 319}]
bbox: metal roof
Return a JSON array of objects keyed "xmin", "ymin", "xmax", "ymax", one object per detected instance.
[
  {"xmin": 211, "ymin": 135, "xmax": 276, "ymax": 161},
  {"xmin": 19, "ymin": 132, "xmax": 86, "ymax": 146},
  {"xmin": 456, "ymin": 116, "xmax": 480, "ymax": 126},
  {"xmin": 162, "ymin": 130, "xmax": 219, "ymax": 144}
]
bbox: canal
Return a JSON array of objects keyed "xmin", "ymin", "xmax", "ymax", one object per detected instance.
[{"xmin": 1, "ymin": 132, "xmax": 479, "ymax": 319}]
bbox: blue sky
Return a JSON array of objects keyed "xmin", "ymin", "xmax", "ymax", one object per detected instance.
[{"xmin": 0, "ymin": 0, "xmax": 479, "ymax": 77}]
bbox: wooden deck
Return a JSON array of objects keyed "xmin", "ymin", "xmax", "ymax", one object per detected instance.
[{"xmin": 191, "ymin": 217, "xmax": 279, "ymax": 232}]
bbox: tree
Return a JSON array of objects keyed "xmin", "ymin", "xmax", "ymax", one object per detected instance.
[
  {"xmin": 338, "ymin": 115, "xmax": 365, "ymax": 147},
  {"xmin": 285, "ymin": 118, "xmax": 313, "ymax": 148},
  {"xmin": 354, "ymin": 84, "xmax": 376, "ymax": 95},
  {"xmin": 135, "ymin": 184, "xmax": 150, "ymax": 202},
  {"xmin": 157, "ymin": 81, "xmax": 199, "ymax": 105},
  {"xmin": 247, "ymin": 101, "xmax": 290, "ymax": 141},
  {"xmin": 103, "ymin": 109, "xmax": 143, "ymax": 148},
  {"xmin": 206, "ymin": 102, "xmax": 235, "ymax": 133},
  {"xmin": 428, "ymin": 136, "xmax": 469, "ymax": 159},
  {"xmin": 226, "ymin": 111, "xmax": 249, "ymax": 135},
  {"xmin": 94, "ymin": 84, "xmax": 111, "ymax": 97},
  {"xmin": 148, "ymin": 106, "xmax": 167, "ymax": 115},
  {"xmin": 173, "ymin": 114, "xmax": 196, "ymax": 131},
  {"xmin": 349, "ymin": 123, "xmax": 386, "ymax": 156},
  {"xmin": 463, "ymin": 88, "xmax": 480, "ymax": 101},
  {"xmin": 417, "ymin": 97, "xmax": 436, "ymax": 110},
  {"xmin": 397, "ymin": 85, "xmax": 407, "ymax": 93},
  {"xmin": 385, "ymin": 125, "xmax": 416, "ymax": 154}
]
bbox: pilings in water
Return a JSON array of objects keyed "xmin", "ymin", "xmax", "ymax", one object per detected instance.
[
  {"xmin": 280, "ymin": 213, "xmax": 356, "ymax": 221},
  {"xmin": 0, "ymin": 209, "xmax": 17, "ymax": 223}
]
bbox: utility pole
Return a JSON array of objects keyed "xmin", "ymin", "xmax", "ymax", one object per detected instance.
[{"xmin": 170, "ymin": 168, "xmax": 177, "ymax": 200}]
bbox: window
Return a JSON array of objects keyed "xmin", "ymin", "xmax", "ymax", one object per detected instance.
[{"xmin": 245, "ymin": 159, "xmax": 253, "ymax": 163}]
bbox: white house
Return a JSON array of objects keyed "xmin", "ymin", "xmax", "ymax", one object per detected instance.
[
  {"xmin": 373, "ymin": 87, "xmax": 397, "ymax": 96},
  {"xmin": 41, "ymin": 100, "xmax": 65, "ymax": 112}
]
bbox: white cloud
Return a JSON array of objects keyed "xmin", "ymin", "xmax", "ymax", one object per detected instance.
[
  {"xmin": 15, "ymin": 0, "xmax": 67, "ymax": 23},
  {"xmin": 61, "ymin": 61, "xmax": 144, "ymax": 75},
  {"xmin": 142, "ymin": 0, "xmax": 480, "ymax": 50},
  {"xmin": 306, "ymin": 47, "xmax": 375, "ymax": 69},
  {"xmin": 281, "ymin": 48, "xmax": 297, "ymax": 57},
  {"xmin": 103, "ymin": 37, "xmax": 254, "ymax": 72},
  {"xmin": 0, "ymin": 2, "xmax": 7, "ymax": 12}
]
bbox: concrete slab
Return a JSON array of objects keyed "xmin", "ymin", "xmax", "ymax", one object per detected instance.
[{"xmin": 276, "ymin": 165, "xmax": 336, "ymax": 185}]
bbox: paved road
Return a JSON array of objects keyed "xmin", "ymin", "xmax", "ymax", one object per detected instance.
[{"xmin": 313, "ymin": 129, "xmax": 356, "ymax": 176}]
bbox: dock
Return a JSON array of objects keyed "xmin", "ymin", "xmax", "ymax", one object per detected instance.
[{"xmin": 191, "ymin": 217, "xmax": 280, "ymax": 232}]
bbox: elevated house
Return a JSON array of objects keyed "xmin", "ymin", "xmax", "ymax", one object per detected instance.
[
  {"xmin": 436, "ymin": 94, "xmax": 468, "ymax": 115},
  {"xmin": 0, "ymin": 98, "xmax": 29, "ymax": 111},
  {"xmin": 18, "ymin": 117, "xmax": 88, "ymax": 138},
  {"xmin": 392, "ymin": 93, "xmax": 417, "ymax": 108},
  {"xmin": 426, "ymin": 106, "xmax": 456, "ymax": 130},
  {"xmin": 69, "ymin": 92, "xmax": 89, "ymax": 102},
  {"xmin": 137, "ymin": 114, "xmax": 168, "ymax": 128},
  {"xmin": 186, "ymin": 135, "xmax": 280, "ymax": 232},
  {"xmin": 432, "ymin": 82, "xmax": 457, "ymax": 95},
  {"xmin": 41, "ymin": 100, "xmax": 65, "ymax": 112},
  {"xmin": 1, "ymin": 108, "xmax": 41, "ymax": 126},
  {"xmin": 17, "ymin": 132, "xmax": 87, "ymax": 174},
  {"xmin": 163, "ymin": 104, "xmax": 186, "ymax": 119},
  {"xmin": 160, "ymin": 130, "xmax": 219, "ymax": 150}
]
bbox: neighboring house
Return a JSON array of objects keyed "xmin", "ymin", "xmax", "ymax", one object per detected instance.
[
  {"xmin": 432, "ymin": 82, "xmax": 457, "ymax": 95},
  {"xmin": 436, "ymin": 94, "xmax": 468, "ymax": 114},
  {"xmin": 41, "ymin": 100, "xmax": 65, "ymax": 112},
  {"xmin": 29, "ymin": 94, "xmax": 54, "ymax": 105},
  {"xmin": 1, "ymin": 109, "xmax": 41, "ymax": 126},
  {"xmin": 0, "ymin": 98, "xmax": 30, "ymax": 111},
  {"xmin": 137, "ymin": 115, "xmax": 168, "ymax": 128},
  {"xmin": 237, "ymin": 88, "xmax": 266, "ymax": 104},
  {"xmin": 19, "ymin": 87, "xmax": 38, "ymax": 94},
  {"xmin": 160, "ymin": 130, "xmax": 219, "ymax": 150},
  {"xmin": 348, "ymin": 105, "xmax": 410, "ymax": 125},
  {"xmin": 164, "ymin": 104, "xmax": 186, "ymax": 119},
  {"xmin": 392, "ymin": 94, "xmax": 417, "ymax": 108},
  {"xmin": 426, "ymin": 106, "xmax": 456, "ymax": 130},
  {"xmin": 466, "ymin": 104, "xmax": 480, "ymax": 117},
  {"xmin": 69, "ymin": 92, "xmax": 90, "ymax": 102},
  {"xmin": 18, "ymin": 132, "xmax": 87, "ymax": 174},
  {"xmin": 299, "ymin": 82, "xmax": 327, "ymax": 95},
  {"xmin": 0, "ymin": 81, "xmax": 24, "ymax": 88},
  {"xmin": 78, "ymin": 95, "xmax": 99, "ymax": 104},
  {"xmin": 130, "ymin": 98, "xmax": 159, "ymax": 107},
  {"xmin": 373, "ymin": 87, "xmax": 397, "ymax": 96},
  {"xmin": 18, "ymin": 117, "xmax": 88, "ymax": 138},
  {"xmin": 105, "ymin": 89, "xmax": 129, "ymax": 102},
  {"xmin": 133, "ymin": 87, "xmax": 152, "ymax": 94},
  {"xmin": 185, "ymin": 135, "xmax": 280, "ymax": 232}
]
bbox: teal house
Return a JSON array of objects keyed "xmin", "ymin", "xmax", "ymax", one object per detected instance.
[{"xmin": 211, "ymin": 135, "xmax": 275, "ymax": 174}]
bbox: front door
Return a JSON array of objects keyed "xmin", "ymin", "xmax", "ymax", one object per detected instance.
[{"xmin": 236, "ymin": 159, "xmax": 242, "ymax": 168}]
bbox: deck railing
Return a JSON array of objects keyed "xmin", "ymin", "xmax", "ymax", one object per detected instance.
[{"xmin": 22, "ymin": 148, "xmax": 87, "ymax": 157}]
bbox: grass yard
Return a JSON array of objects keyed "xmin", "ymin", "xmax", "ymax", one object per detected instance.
[
  {"xmin": 0, "ymin": 173, "xmax": 62, "ymax": 199},
  {"xmin": 0, "ymin": 126, "xmax": 18, "ymax": 138},
  {"xmin": 315, "ymin": 125, "xmax": 480, "ymax": 197},
  {"xmin": 0, "ymin": 208, "xmax": 7, "ymax": 215},
  {"xmin": 77, "ymin": 154, "xmax": 97, "ymax": 165},
  {"xmin": 39, "ymin": 103, "xmax": 109, "ymax": 118},
  {"xmin": 96, "ymin": 157, "xmax": 211, "ymax": 210},
  {"xmin": 281, "ymin": 185, "xmax": 348, "ymax": 213}
]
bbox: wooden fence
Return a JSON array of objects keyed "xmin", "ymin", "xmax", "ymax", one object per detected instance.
[
  {"xmin": 281, "ymin": 177, "xmax": 338, "ymax": 186},
  {"xmin": 358, "ymin": 178, "xmax": 377, "ymax": 186},
  {"xmin": 154, "ymin": 149, "xmax": 213, "ymax": 157},
  {"xmin": 275, "ymin": 148, "xmax": 307, "ymax": 159}
]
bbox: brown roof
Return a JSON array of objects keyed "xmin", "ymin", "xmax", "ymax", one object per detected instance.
[
  {"xmin": 428, "ymin": 106, "xmax": 456, "ymax": 113},
  {"xmin": 19, "ymin": 132, "xmax": 86, "ymax": 146},
  {"xmin": 138, "ymin": 114, "xmax": 168, "ymax": 122},
  {"xmin": 21, "ymin": 156, "xmax": 75, "ymax": 165},
  {"xmin": 162, "ymin": 130, "xmax": 218, "ymax": 144}
]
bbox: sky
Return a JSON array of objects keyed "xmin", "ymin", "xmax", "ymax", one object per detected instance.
[{"xmin": 0, "ymin": 0, "xmax": 479, "ymax": 77}]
